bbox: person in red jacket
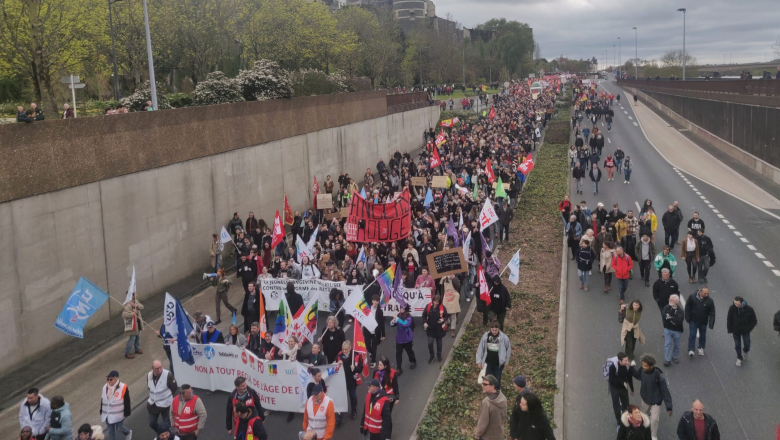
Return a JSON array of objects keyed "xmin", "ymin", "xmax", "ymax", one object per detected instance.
[{"xmin": 612, "ymin": 246, "xmax": 634, "ymax": 304}]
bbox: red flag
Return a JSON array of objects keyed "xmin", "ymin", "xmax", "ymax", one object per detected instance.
[
  {"xmin": 435, "ymin": 132, "xmax": 446, "ymax": 146},
  {"xmin": 485, "ymin": 158, "xmax": 495, "ymax": 183},
  {"xmin": 353, "ymin": 321, "xmax": 370, "ymax": 378},
  {"xmin": 517, "ymin": 154, "xmax": 535, "ymax": 176},
  {"xmin": 430, "ymin": 148, "xmax": 442, "ymax": 169},
  {"xmin": 489, "ymin": 107, "xmax": 496, "ymax": 119},
  {"xmin": 478, "ymin": 264, "xmax": 491, "ymax": 305},
  {"xmin": 271, "ymin": 210, "xmax": 285, "ymax": 249},
  {"xmin": 283, "ymin": 194, "xmax": 294, "ymax": 225},
  {"xmin": 312, "ymin": 176, "xmax": 320, "ymax": 209}
]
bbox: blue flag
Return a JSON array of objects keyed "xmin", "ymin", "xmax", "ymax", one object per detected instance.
[
  {"xmin": 357, "ymin": 246, "xmax": 366, "ymax": 264},
  {"xmin": 423, "ymin": 188, "xmax": 434, "ymax": 207},
  {"xmin": 174, "ymin": 299, "xmax": 195, "ymax": 365},
  {"xmin": 360, "ymin": 187, "xmax": 367, "ymax": 199},
  {"xmin": 54, "ymin": 277, "xmax": 110, "ymax": 338}
]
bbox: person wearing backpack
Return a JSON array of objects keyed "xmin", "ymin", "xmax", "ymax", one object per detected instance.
[
  {"xmin": 605, "ymin": 353, "xmax": 634, "ymax": 430},
  {"xmin": 629, "ymin": 353, "xmax": 673, "ymax": 440}
]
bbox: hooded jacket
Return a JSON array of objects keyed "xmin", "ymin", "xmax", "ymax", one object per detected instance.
[
  {"xmin": 617, "ymin": 411, "xmax": 651, "ymax": 440},
  {"xmin": 476, "ymin": 330, "xmax": 511, "ymax": 366},
  {"xmin": 474, "ymin": 391, "xmax": 507, "ymax": 440},
  {"xmin": 726, "ymin": 302, "xmax": 757, "ymax": 335},
  {"xmin": 488, "ymin": 277, "xmax": 511, "ymax": 314},
  {"xmin": 676, "ymin": 411, "xmax": 720, "ymax": 440},
  {"xmin": 48, "ymin": 402, "xmax": 74, "ymax": 440}
]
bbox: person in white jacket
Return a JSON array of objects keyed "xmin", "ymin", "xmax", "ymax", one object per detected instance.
[{"xmin": 19, "ymin": 388, "xmax": 51, "ymax": 440}]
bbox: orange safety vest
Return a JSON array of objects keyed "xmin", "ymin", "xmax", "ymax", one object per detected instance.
[
  {"xmin": 172, "ymin": 395, "xmax": 200, "ymax": 434},
  {"xmin": 363, "ymin": 394, "xmax": 388, "ymax": 434},
  {"xmin": 246, "ymin": 416, "xmax": 264, "ymax": 440},
  {"xmin": 232, "ymin": 393, "xmax": 257, "ymax": 434}
]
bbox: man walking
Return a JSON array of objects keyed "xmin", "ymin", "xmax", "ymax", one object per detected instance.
[
  {"xmin": 589, "ymin": 163, "xmax": 602, "ymax": 195},
  {"xmin": 147, "ymin": 360, "xmax": 178, "ymax": 433},
  {"xmin": 685, "ymin": 287, "xmax": 716, "ymax": 357},
  {"xmin": 606, "ymin": 353, "xmax": 634, "ymax": 430},
  {"xmin": 662, "ymin": 205, "xmax": 682, "ymax": 251},
  {"xmin": 302, "ymin": 384, "xmax": 336, "ymax": 440},
  {"xmin": 726, "ymin": 296, "xmax": 757, "ymax": 367},
  {"xmin": 171, "ymin": 385, "xmax": 206, "ymax": 440},
  {"xmin": 475, "ymin": 375, "xmax": 507, "ymax": 440},
  {"xmin": 18, "ymin": 388, "xmax": 50, "ymax": 440},
  {"xmin": 360, "ymin": 379, "xmax": 392, "ymax": 440},
  {"xmin": 630, "ymin": 354, "xmax": 673, "ymax": 440},
  {"xmin": 634, "ymin": 234, "xmax": 655, "ymax": 287},
  {"xmin": 612, "ymin": 246, "xmax": 633, "ymax": 304},
  {"xmin": 696, "ymin": 229, "xmax": 714, "ymax": 284},
  {"xmin": 100, "ymin": 371, "xmax": 132, "ymax": 440},
  {"xmin": 676, "ymin": 400, "xmax": 720, "ymax": 440},
  {"xmin": 572, "ymin": 162, "xmax": 585, "ymax": 195},
  {"xmin": 662, "ymin": 295, "xmax": 684, "ymax": 366},
  {"xmin": 652, "ymin": 269, "xmax": 679, "ymax": 315},
  {"xmin": 226, "ymin": 377, "xmax": 264, "ymax": 438}
]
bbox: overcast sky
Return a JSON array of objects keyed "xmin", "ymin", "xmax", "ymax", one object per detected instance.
[{"xmin": 434, "ymin": 0, "xmax": 780, "ymax": 66}]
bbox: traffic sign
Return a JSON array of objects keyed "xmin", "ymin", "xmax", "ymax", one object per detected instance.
[
  {"xmin": 68, "ymin": 83, "xmax": 86, "ymax": 89},
  {"xmin": 60, "ymin": 75, "xmax": 80, "ymax": 84}
]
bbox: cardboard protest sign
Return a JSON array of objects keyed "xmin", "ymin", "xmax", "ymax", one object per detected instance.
[
  {"xmin": 324, "ymin": 211, "xmax": 341, "ymax": 221},
  {"xmin": 411, "ymin": 177, "xmax": 427, "ymax": 187},
  {"xmin": 431, "ymin": 176, "xmax": 448, "ymax": 188},
  {"xmin": 426, "ymin": 248, "xmax": 468, "ymax": 278},
  {"xmin": 316, "ymin": 194, "xmax": 333, "ymax": 209}
]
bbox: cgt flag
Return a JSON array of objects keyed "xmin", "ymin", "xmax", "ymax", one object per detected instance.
[
  {"xmin": 353, "ymin": 321, "xmax": 370, "ymax": 378},
  {"xmin": 271, "ymin": 210, "xmax": 285, "ymax": 249},
  {"xmin": 485, "ymin": 158, "xmax": 496, "ymax": 183},
  {"xmin": 283, "ymin": 194, "xmax": 294, "ymax": 225},
  {"xmin": 478, "ymin": 264, "xmax": 491, "ymax": 305},
  {"xmin": 518, "ymin": 154, "xmax": 535, "ymax": 176},
  {"xmin": 479, "ymin": 197, "xmax": 499, "ymax": 231},
  {"xmin": 430, "ymin": 148, "xmax": 442, "ymax": 169},
  {"xmin": 435, "ymin": 132, "xmax": 446, "ymax": 147},
  {"xmin": 440, "ymin": 119, "xmax": 453, "ymax": 127},
  {"xmin": 54, "ymin": 277, "xmax": 110, "ymax": 338},
  {"xmin": 489, "ymin": 107, "xmax": 496, "ymax": 119}
]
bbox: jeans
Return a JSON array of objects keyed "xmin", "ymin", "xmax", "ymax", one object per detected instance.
[
  {"xmin": 106, "ymin": 420, "xmax": 131, "ymax": 440},
  {"xmin": 733, "ymin": 332, "xmax": 751, "ymax": 360},
  {"xmin": 592, "ymin": 181, "xmax": 599, "ymax": 194},
  {"xmin": 616, "ymin": 158, "xmax": 623, "ymax": 172},
  {"xmin": 664, "ymin": 328, "xmax": 681, "ymax": 362},
  {"xmin": 427, "ymin": 336, "xmax": 443, "ymax": 359},
  {"xmin": 347, "ymin": 385, "xmax": 359, "ymax": 415},
  {"xmin": 485, "ymin": 363, "xmax": 505, "ymax": 389},
  {"xmin": 688, "ymin": 322, "xmax": 708, "ymax": 351},
  {"xmin": 623, "ymin": 329, "xmax": 637, "ymax": 361},
  {"xmin": 148, "ymin": 410, "xmax": 170, "ymax": 434},
  {"xmin": 617, "ymin": 278, "xmax": 629, "ymax": 300},
  {"xmin": 570, "ymin": 158, "xmax": 576, "ymax": 169},
  {"xmin": 639, "ymin": 260, "xmax": 651, "ymax": 281},
  {"xmin": 395, "ymin": 341, "xmax": 417, "ymax": 369},
  {"xmin": 577, "ymin": 269, "xmax": 590, "ymax": 287},
  {"xmin": 624, "ymin": 169, "xmax": 632, "ymax": 182},
  {"xmin": 698, "ymin": 255, "xmax": 710, "ymax": 281},
  {"xmin": 125, "ymin": 334, "xmax": 140, "ymax": 354},
  {"xmin": 665, "ymin": 230, "xmax": 679, "ymax": 250},
  {"xmin": 607, "ymin": 122, "xmax": 612, "ymax": 131},
  {"xmin": 609, "ymin": 386, "xmax": 629, "ymax": 425},
  {"xmin": 575, "ymin": 178, "xmax": 582, "ymax": 193}
]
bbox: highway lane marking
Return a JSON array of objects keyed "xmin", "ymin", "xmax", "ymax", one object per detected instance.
[
  {"xmin": 773, "ymin": 270, "xmax": 780, "ymax": 277},
  {"xmin": 723, "ymin": 219, "xmax": 730, "ymax": 224},
  {"xmin": 628, "ymin": 116, "xmax": 634, "ymax": 120},
  {"xmin": 707, "ymin": 205, "xmax": 715, "ymax": 208},
  {"xmin": 728, "ymin": 225, "xmax": 736, "ymax": 229},
  {"xmin": 700, "ymin": 195, "xmax": 706, "ymax": 199},
  {"xmin": 624, "ymin": 111, "xmax": 628, "ymax": 114},
  {"xmin": 755, "ymin": 253, "xmax": 766, "ymax": 259},
  {"xmin": 635, "ymin": 201, "xmax": 641, "ymax": 211},
  {"xmin": 734, "ymin": 230, "xmax": 742, "ymax": 235},
  {"xmin": 633, "ymin": 122, "xmax": 638, "ymax": 126},
  {"xmin": 608, "ymin": 138, "xmax": 611, "ymax": 143},
  {"xmin": 695, "ymin": 191, "xmax": 702, "ymax": 195},
  {"xmin": 712, "ymin": 209, "xmax": 720, "ymax": 213},
  {"xmin": 740, "ymin": 237, "xmax": 749, "ymax": 243},
  {"xmin": 704, "ymin": 200, "xmax": 710, "ymax": 204},
  {"xmin": 747, "ymin": 245, "xmax": 757, "ymax": 250},
  {"xmin": 764, "ymin": 261, "xmax": 775, "ymax": 268},
  {"xmin": 717, "ymin": 214, "xmax": 724, "ymax": 218}
]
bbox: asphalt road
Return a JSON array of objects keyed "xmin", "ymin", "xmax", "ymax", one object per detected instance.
[
  {"xmin": 563, "ymin": 76, "xmax": 780, "ymax": 439},
  {"xmin": 123, "ymin": 309, "xmax": 460, "ymax": 439}
]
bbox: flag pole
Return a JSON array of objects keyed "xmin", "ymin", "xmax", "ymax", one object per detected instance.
[{"xmin": 108, "ymin": 294, "xmax": 155, "ymax": 329}]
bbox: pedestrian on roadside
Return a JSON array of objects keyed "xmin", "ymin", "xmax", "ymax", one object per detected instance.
[
  {"xmin": 487, "ymin": 275, "xmax": 511, "ymax": 330},
  {"xmin": 475, "ymin": 375, "xmax": 508, "ymax": 440},
  {"xmin": 623, "ymin": 156, "xmax": 633, "ymax": 183},
  {"xmin": 241, "ymin": 282, "xmax": 260, "ymax": 333},
  {"xmin": 122, "ymin": 293, "xmax": 144, "ymax": 359},
  {"xmin": 224, "ymin": 325, "xmax": 247, "ymax": 347},
  {"xmin": 612, "ymin": 246, "xmax": 634, "ymax": 304},
  {"xmin": 572, "ymin": 162, "xmax": 585, "ymax": 195},
  {"xmin": 19, "ymin": 388, "xmax": 50, "ymax": 440},
  {"xmin": 232, "ymin": 403, "xmax": 267, "ymax": 440},
  {"xmin": 681, "ymin": 232, "xmax": 700, "ymax": 284},
  {"xmin": 336, "ymin": 341, "xmax": 362, "ymax": 420},
  {"xmin": 170, "ymin": 384, "xmax": 206, "ymax": 440},
  {"xmin": 476, "ymin": 321, "xmax": 511, "ymax": 389},
  {"xmin": 684, "ymin": 287, "xmax": 715, "ymax": 357},
  {"xmin": 629, "ymin": 354, "xmax": 673, "ymax": 440},
  {"xmin": 147, "ymin": 360, "xmax": 177, "ymax": 433},
  {"xmin": 620, "ymin": 300, "xmax": 645, "ymax": 363},
  {"xmin": 695, "ymin": 229, "xmax": 714, "ymax": 284},
  {"xmin": 600, "ymin": 242, "xmax": 616, "ymax": 292},
  {"xmin": 653, "ymin": 246, "xmax": 677, "ymax": 279},
  {"xmin": 508, "ymin": 392, "xmax": 554, "ymax": 440},
  {"xmin": 100, "ymin": 371, "xmax": 132, "ymax": 440},
  {"xmin": 686, "ymin": 212, "xmax": 705, "ymax": 233},
  {"xmin": 302, "ymin": 383, "xmax": 335, "ymax": 440},
  {"xmin": 614, "ymin": 147, "xmax": 625, "ymax": 172},
  {"xmin": 201, "ymin": 321, "xmax": 224, "ymax": 344},
  {"xmin": 151, "ymin": 423, "xmax": 176, "ymax": 440},
  {"xmin": 576, "ymin": 240, "xmax": 596, "ymax": 291},
  {"xmin": 566, "ymin": 215, "xmax": 583, "ymax": 260},
  {"xmin": 363, "ymin": 294, "xmax": 385, "ymax": 368},
  {"xmin": 359, "ymin": 379, "xmax": 392, "ymax": 440},
  {"xmin": 662, "ymin": 295, "xmax": 684, "ymax": 367},
  {"xmin": 46, "ymin": 395, "xmax": 72, "ymax": 440},
  {"xmin": 318, "ymin": 316, "xmax": 345, "ymax": 364},
  {"xmin": 617, "ymin": 404, "xmax": 652, "ymax": 440},
  {"xmin": 226, "ymin": 377, "xmax": 264, "ymax": 437},
  {"xmin": 604, "ymin": 153, "xmax": 616, "ymax": 180},
  {"xmin": 726, "ymin": 296, "xmax": 757, "ymax": 367},
  {"xmin": 442, "ymin": 274, "xmax": 461, "ymax": 338},
  {"xmin": 606, "ymin": 353, "xmax": 634, "ymax": 430},
  {"xmin": 76, "ymin": 424, "xmax": 102, "ymax": 440},
  {"xmin": 676, "ymin": 400, "xmax": 720, "ymax": 440}
]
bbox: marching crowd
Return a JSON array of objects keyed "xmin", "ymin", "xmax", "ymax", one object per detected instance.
[{"xmin": 16, "ymin": 79, "xmax": 562, "ymax": 440}]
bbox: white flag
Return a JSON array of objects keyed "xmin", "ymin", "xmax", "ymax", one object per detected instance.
[
  {"xmin": 220, "ymin": 226, "xmax": 232, "ymax": 244},
  {"xmin": 296, "ymin": 236, "xmax": 312, "ymax": 262},
  {"xmin": 343, "ymin": 286, "xmax": 377, "ymax": 333},
  {"xmin": 508, "ymin": 250, "xmax": 521, "ymax": 285},
  {"xmin": 479, "ymin": 197, "xmax": 499, "ymax": 231},
  {"xmin": 306, "ymin": 227, "xmax": 319, "ymax": 252},
  {"xmin": 459, "ymin": 211, "xmax": 464, "ymax": 229},
  {"xmin": 124, "ymin": 266, "xmax": 136, "ymax": 304},
  {"xmin": 462, "ymin": 232, "xmax": 472, "ymax": 261},
  {"xmin": 163, "ymin": 293, "xmax": 177, "ymax": 337}
]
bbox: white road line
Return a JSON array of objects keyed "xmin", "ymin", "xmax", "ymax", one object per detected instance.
[
  {"xmin": 712, "ymin": 209, "xmax": 720, "ymax": 213},
  {"xmin": 635, "ymin": 201, "xmax": 641, "ymax": 212},
  {"xmin": 717, "ymin": 214, "xmax": 724, "ymax": 218},
  {"xmin": 755, "ymin": 253, "xmax": 766, "ymax": 259},
  {"xmin": 773, "ymin": 270, "xmax": 780, "ymax": 277},
  {"xmin": 700, "ymin": 195, "xmax": 706, "ymax": 199},
  {"xmin": 723, "ymin": 219, "xmax": 730, "ymax": 224},
  {"xmin": 601, "ymin": 122, "xmax": 605, "ymax": 127},
  {"xmin": 704, "ymin": 200, "xmax": 710, "ymax": 204},
  {"xmin": 633, "ymin": 122, "xmax": 638, "ymax": 126},
  {"xmin": 624, "ymin": 111, "xmax": 628, "ymax": 114},
  {"xmin": 740, "ymin": 237, "xmax": 749, "ymax": 243},
  {"xmin": 695, "ymin": 192, "xmax": 701, "ymax": 195},
  {"xmin": 728, "ymin": 225, "xmax": 736, "ymax": 230},
  {"xmin": 764, "ymin": 261, "xmax": 775, "ymax": 268},
  {"xmin": 689, "ymin": 184, "xmax": 695, "ymax": 188},
  {"xmin": 343, "ymin": 324, "xmax": 351, "ymax": 332},
  {"xmin": 628, "ymin": 116, "xmax": 634, "ymax": 120},
  {"xmin": 608, "ymin": 138, "xmax": 612, "ymax": 144},
  {"xmin": 734, "ymin": 230, "xmax": 742, "ymax": 236},
  {"xmin": 707, "ymin": 205, "xmax": 715, "ymax": 209},
  {"xmin": 747, "ymin": 245, "xmax": 757, "ymax": 250}
]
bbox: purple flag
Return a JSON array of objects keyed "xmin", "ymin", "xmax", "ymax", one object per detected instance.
[
  {"xmin": 392, "ymin": 265, "xmax": 407, "ymax": 309},
  {"xmin": 447, "ymin": 216, "xmax": 460, "ymax": 247},
  {"xmin": 480, "ymin": 230, "xmax": 492, "ymax": 256}
]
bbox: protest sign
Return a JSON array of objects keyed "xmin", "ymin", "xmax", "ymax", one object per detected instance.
[
  {"xmin": 345, "ymin": 188, "xmax": 411, "ymax": 243},
  {"xmin": 426, "ymin": 248, "xmax": 468, "ymax": 278},
  {"xmin": 340, "ymin": 207, "xmax": 350, "ymax": 217},
  {"xmin": 431, "ymin": 176, "xmax": 449, "ymax": 188},
  {"xmin": 172, "ymin": 344, "xmax": 348, "ymax": 412},
  {"xmin": 316, "ymin": 194, "xmax": 333, "ymax": 209},
  {"xmin": 381, "ymin": 287, "xmax": 432, "ymax": 316},
  {"xmin": 491, "ymin": 182, "xmax": 511, "ymax": 189},
  {"xmin": 260, "ymin": 279, "xmax": 346, "ymax": 312},
  {"xmin": 324, "ymin": 210, "xmax": 341, "ymax": 221},
  {"xmin": 411, "ymin": 177, "xmax": 427, "ymax": 187}
]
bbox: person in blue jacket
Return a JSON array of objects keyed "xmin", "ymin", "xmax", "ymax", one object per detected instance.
[{"xmin": 202, "ymin": 321, "xmax": 224, "ymax": 344}]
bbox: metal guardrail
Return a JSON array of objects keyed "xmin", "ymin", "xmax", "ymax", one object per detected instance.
[{"xmin": 617, "ymin": 78, "xmax": 780, "ymax": 97}]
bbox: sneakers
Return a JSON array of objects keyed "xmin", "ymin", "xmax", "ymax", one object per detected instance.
[
  {"xmin": 630, "ymin": 360, "xmax": 636, "ymax": 366},
  {"xmin": 672, "ymin": 358, "xmax": 679, "ymax": 364},
  {"xmin": 410, "ymin": 362, "xmax": 417, "ymax": 369},
  {"xmin": 698, "ymin": 348, "xmax": 705, "ymax": 356},
  {"xmin": 688, "ymin": 350, "xmax": 695, "ymax": 357},
  {"xmin": 126, "ymin": 430, "xmax": 133, "ymax": 440},
  {"xmin": 736, "ymin": 359, "xmax": 742, "ymax": 367},
  {"xmin": 663, "ymin": 361, "xmax": 671, "ymax": 366}
]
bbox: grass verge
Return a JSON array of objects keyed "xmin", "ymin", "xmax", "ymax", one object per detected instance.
[{"xmin": 416, "ymin": 140, "xmax": 569, "ymax": 439}]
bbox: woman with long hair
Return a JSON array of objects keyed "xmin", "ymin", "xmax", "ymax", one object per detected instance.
[{"xmin": 509, "ymin": 392, "xmax": 555, "ymax": 440}]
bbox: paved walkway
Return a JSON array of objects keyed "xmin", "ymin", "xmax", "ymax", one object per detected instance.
[{"xmin": 629, "ymin": 93, "xmax": 780, "ymax": 210}]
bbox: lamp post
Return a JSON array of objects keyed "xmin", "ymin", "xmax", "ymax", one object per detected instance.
[
  {"xmin": 618, "ymin": 37, "xmax": 621, "ymax": 72},
  {"xmin": 677, "ymin": 8, "xmax": 686, "ymax": 80},
  {"xmin": 632, "ymin": 27, "xmax": 638, "ymax": 78},
  {"xmin": 108, "ymin": 0, "xmax": 122, "ymax": 101},
  {"xmin": 142, "ymin": 0, "xmax": 158, "ymax": 109},
  {"xmin": 613, "ymin": 45, "xmax": 616, "ymax": 72}
]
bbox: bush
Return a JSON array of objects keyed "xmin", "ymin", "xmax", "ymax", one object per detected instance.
[
  {"xmin": 290, "ymin": 69, "xmax": 354, "ymax": 97},
  {"xmin": 119, "ymin": 81, "xmax": 171, "ymax": 111},
  {"xmin": 192, "ymin": 72, "xmax": 244, "ymax": 106},
  {"xmin": 236, "ymin": 60, "xmax": 293, "ymax": 101},
  {"xmin": 167, "ymin": 93, "xmax": 193, "ymax": 108}
]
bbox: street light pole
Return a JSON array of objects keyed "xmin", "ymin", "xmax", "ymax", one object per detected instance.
[
  {"xmin": 632, "ymin": 27, "xmax": 638, "ymax": 78},
  {"xmin": 613, "ymin": 45, "xmax": 616, "ymax": 72},
  {"xmin": 142, "ymin": 0, "xmax": 158, "ymax": 109},
  {"xmin": 618, "ymin": 37, "xmax": 621, "ymax": 72},
  {"xmin": 108, "ymin": 0, "xmax": 122, "ymax": 101},
  {"xmin": 677, "ymin": 8, "xmax": 686, "ymax": 80}
]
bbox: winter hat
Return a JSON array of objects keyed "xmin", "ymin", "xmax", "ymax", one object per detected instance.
[
  {"xmin": 513, "ymin": 375, "xmax": 527, "ymax": 388},
  {"xmin": 368, "ymin": 379, "xmax": 381, "ymax": 387},
  {"xmin": 156, "ymin": 421, "xmax": 172, "ymax": 435},
  {"xmin": 311, "ymin": 384, "xmax": 323, "ymax": 395}
]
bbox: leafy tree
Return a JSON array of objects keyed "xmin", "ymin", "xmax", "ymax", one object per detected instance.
[
  {"xmin": 120, "ymin": 80, "xmax": 171, "ymax": 110},
  {"xmin": 291, "ymin": 69, "xmax": 352, "ymax": 97},
  {"xmin": 193, "ymin": 71, "xmax": 244, "ymax": 105},
  {"xmin": 335, "ymin": 6, "xmax": 401, "ymax": 89},
  {"xmin": 236, "ymin": 59, "xmax": 292, "ymax": 101}
]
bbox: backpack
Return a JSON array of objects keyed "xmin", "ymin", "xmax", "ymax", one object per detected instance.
[
  {"xmin": 773, "ymin": 310, "xmax": 780, "ymax": 333},
  {"xmin": 603, "ymin": 356, "xmax": 618, "ymax": 380}
]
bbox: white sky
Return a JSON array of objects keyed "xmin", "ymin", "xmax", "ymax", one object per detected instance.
[{"xmin": 433, "ymin": 0, "xmax": 780, "ymax": 65}]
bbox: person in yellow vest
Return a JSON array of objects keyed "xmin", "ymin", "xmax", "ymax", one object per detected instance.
[
  {"xmin": 170, "ymin": 385, "xmax": 206, "ymax": 440},
  {"xmin": 147, "ymin": 360, "xmax": 178, "ymax": 433},
  {"xmin": 359, "ymin": 379, "xmax": 392, "ymax": 440},
  {"xmin": 302, "ymin": 384, "xmax": 335, "ymax": 440},
  {"xmin": 233, "ymin": 403, "xmax": 267, "ymax": 440},
  {"xmin": 100, "ymin": 370, "xmax": 132, "ymax": 440}
]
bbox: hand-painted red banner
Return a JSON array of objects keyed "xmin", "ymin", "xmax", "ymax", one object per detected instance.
[{"xmin": 345, "ymin": 188, "xmax": 411, "ymax": 243}]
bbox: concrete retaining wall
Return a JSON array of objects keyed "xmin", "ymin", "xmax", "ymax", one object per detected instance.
[{"xmin": 0, "ymin": 105, "xmax": 439, "ymax": 373}]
